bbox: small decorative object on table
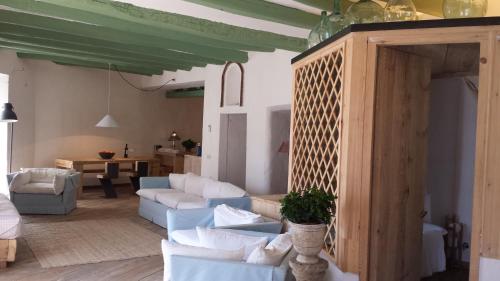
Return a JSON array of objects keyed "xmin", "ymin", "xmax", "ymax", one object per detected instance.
[
  {"xmin": 168, "ymin": 131, "xmax": 181, "ymax": 149},
  {"xmin": 345, "ymin": 0, "xmax": 384, "ymax": 24},
  {"xmin": 443, "ymin": 0, "xmax": 487, "ymax": 18},
  {"xmin": 195, "ymin": 143, "xmax": 202, "ymax": 157},
  {"xmin": 124, "ymin": 143, "xmax": 129, "ymax": 158},
  {"xmin": 181, "ymin": 139, "xmax": 196, "ymax": 153},
  {"xmin": 280, "ymin": 187, "xmax": 336, "ymax": 281},
  {"xmin": 98, "ymin": 151, "xmax": 115, "ymax": 160},
  {"xmin": 384, "ymin": 0, "xmax": 418, "ymax": 22}
]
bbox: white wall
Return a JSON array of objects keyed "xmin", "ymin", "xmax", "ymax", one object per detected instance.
[
  {"xmin": 480, "ymin": 257, "xmax": 500, "ymax": 281},
  {"xmin": 427, "ymin": 77, "xmax": 477, "ymax": 261},
  {"xmin": 0, "ymin": 50, "xmax": 203, "ymax": 185},
  {"xmin": 143, "ymin": 50, "xmax": 296, "ymax": 195},
  {"xmin": 0, "ymin": 50, "xmax": 36, "ymax": 172}
]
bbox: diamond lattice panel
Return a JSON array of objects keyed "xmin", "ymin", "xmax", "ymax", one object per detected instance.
[{"xmin": 290, "ymin": 44, "xmax": 345, "ymax": 261}]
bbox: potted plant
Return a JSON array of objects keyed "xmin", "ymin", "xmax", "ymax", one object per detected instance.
[
  {"xmin": 181, "ymin": 139, "xmax": 196, "ymax": 153},
  {"xmin": 280, "ymin": 187, "xmax": 336, "ymax": 264}
]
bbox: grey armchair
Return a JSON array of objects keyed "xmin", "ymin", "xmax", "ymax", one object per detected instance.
[{"xmin": 7, "ymin": 169, "xmax": 81, "ymax": 215}]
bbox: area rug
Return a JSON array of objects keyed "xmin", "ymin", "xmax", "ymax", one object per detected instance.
[{"xmin": 23, "ymin": 219, "xmax": 163, "ymax": 268}]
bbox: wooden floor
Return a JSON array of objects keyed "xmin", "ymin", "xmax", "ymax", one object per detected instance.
[
  {"xmin": 421, "ymin": 267, "xmax": 470, "ymax": 281},
  {"xmin": 1, "ymin": 186, "xmax": 165, "ymax": 281}
]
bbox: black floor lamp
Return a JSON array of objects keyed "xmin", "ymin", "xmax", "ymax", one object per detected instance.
[{"xmin": 1, "ymin": 103, "xmax": 18, "ymax": 173}]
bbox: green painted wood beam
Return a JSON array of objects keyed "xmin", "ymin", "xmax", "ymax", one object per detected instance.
[
  {"xmin": 166, "ymin": 89, "xmax": 204, "ymax": 98},
  {"xmin": 0, "ymin": 0, "xmax": 307, "ymax": 52},
  {"xmin": 0, "ymin": 23, "xmax": 226, "ymax": 66},
  {"xmin": 0, "ymin": 31, "xmax": 205, "ymax": 68},
  {"xmin": 0, "ymin": 40, "xmax": 191, "ymax": 71},
  {"xmin": 183, "ymin": 0, "xmax": 320, "ymax": 29},
  {"xmin": 17, "ymin": 52, "xmax": 164, "ymax": 75},
  {"xmin": 0, "ymin": 10, "xmax": 249, "ymax": 63},
  {"xmin": 54, "ymin": 62, "xmax": 158, "ymax": 76}
]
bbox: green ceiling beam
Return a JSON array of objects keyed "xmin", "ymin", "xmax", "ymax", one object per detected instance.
[
  {"xmin": 0, "ymin": 40, "xmax": 191, "ymax": 71},
  {"xmin": 54, "ymin": 62, "xmax": 159, "ymax": 76},
  {"xmin": 0, "ymin": 0, "xmax": 307, "ymax": 52},
  {"xmin": 0, "ymin": 31, "xmax": 205, "ymax": 68},
  {"xmin": 183, "ymin": 0, "xmax": 320, "ymax": 29},
  {"xmin": 0, "ymin": 10, "xmax": 249, "ymax": 63},
  {"xmin": 166, "ymin": 89, "xmax": 204, "ymax": 98},
  {"xmin": 0, "ymin": 23, "xmax": 226, "ymax": 66},
  {"xmin": 17, "ymin": 53, "xmax": 164, "ymax": 76}
]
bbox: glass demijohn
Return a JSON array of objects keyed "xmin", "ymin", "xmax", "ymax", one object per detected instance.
[
  {"xmin": 345, "ymin": 0, "xmax": 384, "ymax": 24},
  {"xmin": 384, "ymin": 0, "xmax": 418, "ymax": 22},
  {"xmin": 443, "ymin": 0, "xmax": 488, "ymax": 18},
  {"xmin": 329, "ymin": 0, "xmax": 346, "ymax": 35},
  {"xmin": 308, "ymin": 11, "xmax": 334, "ymax": 48}
]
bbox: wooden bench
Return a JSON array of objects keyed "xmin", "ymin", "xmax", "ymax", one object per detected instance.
[{"xmin": 0, "ymin": 239, "xmax": 16, "ymax": 269}]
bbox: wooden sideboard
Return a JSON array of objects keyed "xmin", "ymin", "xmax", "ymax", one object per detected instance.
[
  {"xmin": 154, "ymin": 151, "xmax": 184, "ymax": 175},
  {"xmin": 55, "ymin": 157, "xmax": 160, "ymax": 198},
  {"xmin": 184, "ymin": 155, "xmax": 201, "ymax": 175}
]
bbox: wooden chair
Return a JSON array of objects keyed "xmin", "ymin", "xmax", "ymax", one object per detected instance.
[
  {"xmin": 128, "ymin": 161, "xmax": 149, "ymax": 192},
  {"xmin": 97, "ymin": 162, "xmax": 120, "ymax": 198}
]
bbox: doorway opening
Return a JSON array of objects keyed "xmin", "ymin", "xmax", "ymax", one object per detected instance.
[
  {"xmin": 369, "ymin": 43, "xmax": 479, "ymax": 281},
  {"xmin": 269, "ymin": 107, "xmax": 291, "ymax": 194},
  {"xmin": 218, "ymin": 113, "xmax": 247, "ymax": 188}
]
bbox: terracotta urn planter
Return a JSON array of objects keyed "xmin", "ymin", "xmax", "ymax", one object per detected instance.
[{"xmin": 288, "ymin": 221, "xmax": 327, "ymax": 264}]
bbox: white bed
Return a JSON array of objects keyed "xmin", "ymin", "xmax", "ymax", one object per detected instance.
[
  {"xmin": 0, "ymin": 194, "xmax": 22, "ymax": 240},
  {"xmin": 421, "ymin": 194, "xmax": 447, "ymax": 278}
]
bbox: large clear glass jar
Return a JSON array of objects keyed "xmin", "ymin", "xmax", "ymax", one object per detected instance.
[
  {"xmin": 308, "ymin": 11, "xmax": 334, "ymax": 48},
  {"xmin": 329, "ymin": 0, "xmax": 346, "ymax": 35},
  {"xmin": 443, "ymin": 0, "xmax": 488, "ymax": 18},
  {"xmin": 345, "ymin": 0, "xmax": 384, "ymax": 24},
  {"xmin": 384, "ymin": 0, "xmax": 418, "ymax": 22}
]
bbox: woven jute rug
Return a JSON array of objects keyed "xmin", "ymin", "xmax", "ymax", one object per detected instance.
[{"xmin": 23, "ymin": 219, "xmax": 163, "ymax": 268}]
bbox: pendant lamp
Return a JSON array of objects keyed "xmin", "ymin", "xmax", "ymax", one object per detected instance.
[{"xmin": 96, "ymin": 63, "xmax": 119, "ymax": 128}]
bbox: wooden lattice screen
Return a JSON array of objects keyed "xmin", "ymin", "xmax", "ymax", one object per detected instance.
[{"xmin": 290, "ymin": 44, "xmax": 345, "ymax": 260}]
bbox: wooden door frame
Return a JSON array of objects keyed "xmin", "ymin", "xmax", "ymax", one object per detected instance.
[{"xmin": 360, "ymin": 29, "xmax": 494, "ymax": 281}]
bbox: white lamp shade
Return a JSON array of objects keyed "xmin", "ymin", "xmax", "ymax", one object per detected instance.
[{"xmin": 96, "ymin": 114, "xmax": 119, "ymax": 128}]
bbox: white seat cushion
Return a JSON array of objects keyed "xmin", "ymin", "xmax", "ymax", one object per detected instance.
[
  {"xmin": 170, "ymin": 229, "xmax": 200, "ymax": 247},
  {"xmin": 177, "ymin": 196, "xmax": 206, "ymax": 209},
  {"xmin": 22, "ymin": 168, "xmax": 71, "ymax": 183},
  {"xmin": 169, "ymin": 173, "xmax": 187, "ymax": 191},
  {"xmin": 196, "ymin": 227, "xmax": 268, "ymax": 259},
  {"xmin": 14, "ymin": 182, "xmax": 56, "ymax": 194},
  {"xmin": 136, "ymin": 188, "xmax": 180, "ymax": 202},
  {"xmin": 0, "ymin": 194, "xmax": 22, "ymax": 239},
  {"xmin": 203, "ymin": 179, "xmax": 247, "ymax": 199},
  {"xmin": 156, "ymin": 192, "xmax": 206, "ymax": 209},
  {"xmin": 162, "ymin": 239, "xmax": 244, "ymax": 281},
  {"xmin": 247, "ymin": 233, "xmax": 292, "ymax": 265},
  {"xmin": 184, "ymin": 173, "xmax": 208, "ymax": 197},
  {"xmin": 214, "ymin": 204, "xmax": 264, "ymax": 227}
]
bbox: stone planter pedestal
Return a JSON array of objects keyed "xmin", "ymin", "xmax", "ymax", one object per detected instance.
[{"xmin": 289, "ymin": 256, "xmax": 328, "ymax": 281}]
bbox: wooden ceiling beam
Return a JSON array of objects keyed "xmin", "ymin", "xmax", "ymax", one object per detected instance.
[
  {"xmin": 5, "ymin": 43, "xmax": 189, "ymax": 72},
  {"xmin": 0, "ymin": 41, "xmax": 192, "ymax": 71},
  {"xmin": 0, "ymin": 23, "xmax": 226, "ymax": 66},
  {"xmin": 0, "ymin": 10, "xmax": 249, "ymax": 63},
  {"xmin": 183, "ymin": 0, "xmax": 320, "ymax": 29},
  {"xmin": 0, "ymin": 0, "xmax": 307, "ymax": 52},
  {"xmin": 0, "ymin": 31, "xmax": 206, "ymax": 68}
]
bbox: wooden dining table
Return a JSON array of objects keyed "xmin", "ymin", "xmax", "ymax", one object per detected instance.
[{"xmin": 55, "ymin": 157, "xmax": 160, "ymax": 199}]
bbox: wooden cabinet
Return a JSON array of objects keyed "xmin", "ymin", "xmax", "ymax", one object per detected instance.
[
  {"xmin": 183, "ymin": 155, "xmax": 201, "ymax": 176},
  {"xmin": 290, "ymin": 18, "xmax": 500, "ymax": 281}
]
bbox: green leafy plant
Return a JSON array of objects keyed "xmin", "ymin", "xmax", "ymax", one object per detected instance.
[
  {"xmin": 181, "ymin": 139, "xmax": 196, "ymax": 151},
  {"xmin": 280, "ymin": 187, "xmax": 336, "ymax": 225}
]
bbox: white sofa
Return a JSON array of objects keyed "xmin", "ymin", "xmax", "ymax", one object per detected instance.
[{"xmin": 137, "ymin": 173, "xmax": 250, "ymax": 228}]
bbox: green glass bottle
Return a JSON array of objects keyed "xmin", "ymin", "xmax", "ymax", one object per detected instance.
[
  {"xmin": 345, "ymin": 0, "xmax": 384, "ymax": 24},
  {"xmin": 384, "ymin": 0, "xmax": 418, "ymax": 22},
  {"xmin": 443, "ymin": 0, "xmax": 487, "ymax": 18},
  {"xmin": 308, "ymin": 11, "xmax": 334, "ymax": 48},
  {"xmin": 329, "ymin": 0, "xmax": 346, "ymax": 35}
]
